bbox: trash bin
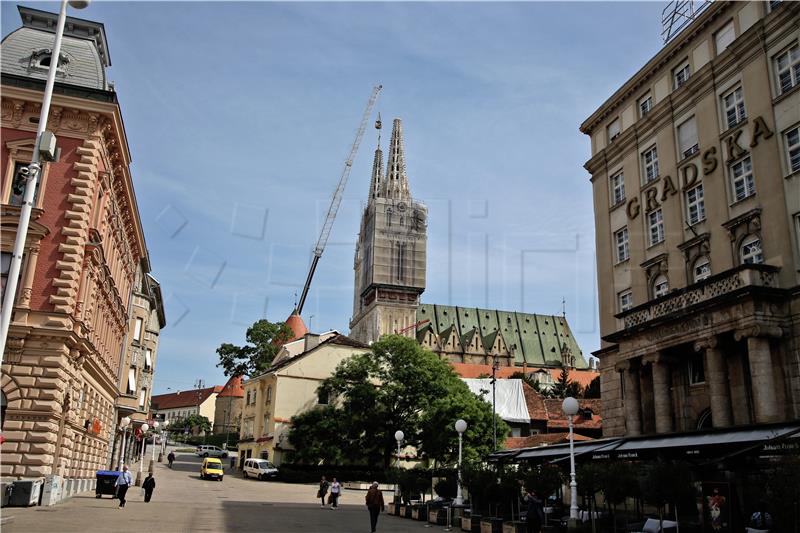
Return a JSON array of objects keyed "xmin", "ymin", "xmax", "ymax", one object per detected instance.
[
  {"xmin": 7, "ymin": 479, "xmax": 44, "ymax": 507},
  {"xmin": 95, "ymin": 470, "xmax": 120, "ymax": 499}
]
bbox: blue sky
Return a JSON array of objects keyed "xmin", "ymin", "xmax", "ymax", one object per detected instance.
[{"xmin": 2, "ymin": 1, "xmax": 666, "ymax": 394}]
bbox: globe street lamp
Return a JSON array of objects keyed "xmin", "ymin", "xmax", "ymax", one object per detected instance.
[
  {"xmin": 136, "ymin": 423, "xmax": 149, "ymax": 485},
  {"xmin": 454, "ymin": 419, "xmax": 467, "ymax": 506},
  {"xmin": 151, "ymin": 421, "xmax": 160, "ymax": 463},
  {"xmin": 394, "ymin": 430, "xmax": 404, "ymax": 499},
  {"xmin": 0, "ymin": 0, "xmax": 91, "ymax": 359},
  {"xmin": 117, "ymin": 416, "xmax": 131, "ymax": 471},
  {"xmin": 562, "ymin": 397, "xmax": 580, "ymax": 523}
]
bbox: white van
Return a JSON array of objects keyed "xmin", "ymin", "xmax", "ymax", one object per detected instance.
[{"xmin": 242, "ymin": 458, "xmax": 279, "ymax": 480}]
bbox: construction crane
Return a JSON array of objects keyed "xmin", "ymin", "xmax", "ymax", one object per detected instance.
[{"xmin": 295, "ymin": 84, "xmax": 382, "ymax": 316}]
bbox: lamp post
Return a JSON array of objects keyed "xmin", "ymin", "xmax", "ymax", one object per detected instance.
[
  {"xmin": 136, "ymin": 423, "xmax": 149, "ymax": 485},
  {"xmin": 454, "ymin": 419, "xmax": 467, "ymax": 506},
  {"xmin": 0, "ymin": 0, "xmax": 90, "ymax": 360},
  {"xmin": 394, "ymin": 430, "xmax": 404, "ymax": 499},
  {"xmin": 151, "ymin": 421, "xmax": 160, "ymax": 463},
  {"xmin": 491, "ymin": 358, "xmax": 498, "ymax": 451},
  {"xmin": 562, "ymin": 396, "xmax": 580, "ymax": 523},
  {"xmin": 117, "ymin": 416, "xmax": 131, "ymax": 471}
]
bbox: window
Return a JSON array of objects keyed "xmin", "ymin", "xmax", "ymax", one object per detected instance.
[
  {"xmin": 674, "ymin": 61, "xmax": 691, "ymax": 89},
  {"xmin": 653, "ymin": 274, "xmax": 670, "ymax": 298},
  {"xmin": 607, "ymin": 118, "xmax": 621, "ymax": 142},
  {"xmin": 139, "ymin": 388, "xmax": 147, "ymax": 408},
  {"xmin": 740, "ymin": 235, "xmax": 763, "ymax": 264},
  {"xmin": 385, "ymin": 208, "xmax": 392, "ymax": 227},
  {"xmin": 1, "ymin": 253, "xmax": 11, "ymax": 295},
  {"xmin": 785, "ymin": 126, "xmax": 800, "ymax": 173},
  {"xmin": 127, "ymin": 368, "xmax": 136, "ymax": 394},
  {"xmin": 639, "ymin": 94, "xmax": 653, "ymax": 118},
  {"xmin": 686, "ymin": 184, "xmax": 706, "ymax": 225},
  {"xmin": 266, "ymin": 386, "xmax": 272, "ymax": 403},
  {"xmin": 722, "ymin": 86, "xmax": 746, "ymax": 129},
  {"xmin": 8, "ymin": 161, "xmax": 41, "ymax": 206},
  {"xmin": 619, "ymin": 290, "xmax": 633, "ymax": 312},
  {"xmin": 715, "ymin": 21, "xmax": 736, "ymax": 54},
  {"xmin": 648, "ymin": 209, "xmax": 665, "ymax": 246},
  {"xmin": 318, "ymin": 389, "xmax": 329, "ymax": 405},
  {"xmin": 610, "ymin": 171, "xmax": 625, "ymax": 205},
  {"xmin": 614, "ymin": 227, "xmax": 629, "ymax": 263},
  {"xmin": 394, "ymin": 242, "xmax": 406, "ymax": 282},
  {"xmin": 688, "ymin": 352, "xmax": 706, "ymax": 385},
  {"xmin": 133, "ymin": 318, "xmax": 143, "ymax": 342},
  {"xmin": 730, "ymin": 156, "xmax": 755, "ymax": 201},
  {"xmin": 693, "ymin": 256, "xmax": 711, "ymax": 282},
  {"xmin": 769, "ymin": 0, "xmax": 782, "ymax": 11},
  {"xmin": 246, "ymin": 390, "xmax": 251, "ymax": 405},
  {"xmin": 263, "ymin": 416, "xmax": 269, "ymax": 435},
  {"xmin": 144, "ymin": 349, "xmax": 152, "ymax": 369},
  {"xmin": 642, "ymin": 146, "xmax": 659, "ymax": 183},
  {"xmin": 677, "ymin": 117, "xmax": 699, "ymax": 158},
  {"xmin": 775, "ymin": 43, "xmax": 799, "ymax": 95}
]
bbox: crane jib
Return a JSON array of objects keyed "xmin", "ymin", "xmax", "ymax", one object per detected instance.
[{"xmin": 295, "ymin": 84, "xmax": 383, "ymax": 316}]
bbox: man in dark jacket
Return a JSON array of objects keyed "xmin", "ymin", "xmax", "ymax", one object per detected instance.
[
  {"xmin": 167, "ymin": 451, "xmax": 175, "ymax": 468},
  {"xmin": 365, "ymin": 481, "xmax": 385, "ymax": 533},
  {"xmin": 522, "ymin": 487, "xmax": 545, "ymax": 533},
  {"xmin": 142, "ymin": 473, "xmax": 156, "ymax": 503}
]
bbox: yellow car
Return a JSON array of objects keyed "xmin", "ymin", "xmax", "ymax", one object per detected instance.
[{"xmin": 200, "ymin": 457, "xmax": 224, "ymax": 481}]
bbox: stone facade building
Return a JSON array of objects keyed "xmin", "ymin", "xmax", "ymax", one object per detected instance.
[
  {"xmin": 213, "ymin": 375, "xmax": 243, "ymax": 436},
  {"xmin": 151, "ymin": 386, "xmax": 222, "ymax": 432},
  {"xmin": 582, "ymin": 1, "xmax": 800, "ymax": 436},
  {"xmin": 0, "ymin": 7, "xmax": 152, "ymax": 492}
]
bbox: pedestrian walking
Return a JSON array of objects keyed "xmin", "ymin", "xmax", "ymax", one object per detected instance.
[
  {"xmin": 329, "ymin": 478, "xmax": 341, "ymax": 509},
  {"xmin": 167, "ymin": 451, "xmax": 175, "ymax": 468},
  {"xmin": 142, "ymin": 473, "xmax": 156, "ymax": 503},
  {"xmin": 114, "ymin": 465, "xmax": 133, "ymax": 508},
  {"xmin": 317, "ymin": 476, "xmax": 329, "ymax": 508},
  {"xmin": 522, "ymin": 487, "xmax": 545, "ymax": 533},
  {"xmin": 750, "ymin": 502, "xmax": 774, "ymax": 531},
  {"xmin": 365, "ymin": 481, "xmax": 385, "ymax": 533}
]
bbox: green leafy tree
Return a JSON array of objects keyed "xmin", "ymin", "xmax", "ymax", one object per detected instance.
[
  {"xmin": 216, "ymin": 319, "xmax": 294, "ymax": 377},
  {"xmin": 640, "ymin": 461, "xmax": 694, "ymax": 530},
  {"xmin": 168, "ymin": 413, "xmax": 211, "ymax": 435},
  {"xmin": 600, "ymin": 462, "xmax": 638, "ymax": 532},
  {"xmin": 285, "ymin": 406, "xmax": 349, "ymax": 464},
  {"xmin": 287, "ymin": 335, "xmax": 507, "ymax": 468},
  {"xmin": 550, "ymin": 367, "xmax": 582, "ymax": 399}
]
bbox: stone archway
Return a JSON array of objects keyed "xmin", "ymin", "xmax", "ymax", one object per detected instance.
[{"xmin": 697, "ymin": 408, "xmax": 713, "ymax": 430}]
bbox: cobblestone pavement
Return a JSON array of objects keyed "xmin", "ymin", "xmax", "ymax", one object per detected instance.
[{"xmin": 1, "ymin": 452, "xmax": 434, "ymax": 533}]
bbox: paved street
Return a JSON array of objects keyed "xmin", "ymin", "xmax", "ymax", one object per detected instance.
[{"xmin": 2, "ymin": 452, "xmax": 429, "ymax": 533}]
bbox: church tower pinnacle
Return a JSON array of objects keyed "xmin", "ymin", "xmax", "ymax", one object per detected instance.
[{"xmin": 350, "ymin": 117, "xmax": 427, "ymax": 345}]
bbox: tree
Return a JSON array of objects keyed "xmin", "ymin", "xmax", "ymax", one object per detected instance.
[
  {"xmin": 216, "ymin": 319, "xmax": 294, "ymax": 377},
  {"xmin": 509, "ymin": 371, "xmax": 553, "ymax": 398},
  {"xmin": 583, "ymin": 376, "xmax": 601, "ymax": 398},
  {"xmin": 287, "ymin": 335, "xmax": 508, "ymax": 467},
  {"xmin": 167, "ymin": 413, "xmax": 211, "ymax": 435},
  {"xmin": 550, "ymin": 367, "xmax": 582, "ymax": 399}
]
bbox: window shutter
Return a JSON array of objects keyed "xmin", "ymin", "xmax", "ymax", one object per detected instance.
[
  {"xmin": 678, "ymin": 117, "xmax": 697, "ymax": 154},
  {"xmin": 145, "ymin": 350, "xmax": 152, "ymax": 368},
  {"xmin": 128, "ymin": 368, "xmax": 136, "ymax": 393},
  {"xmin": 715, "ymin": 21, "xmax": 735, "ymax": 53}
]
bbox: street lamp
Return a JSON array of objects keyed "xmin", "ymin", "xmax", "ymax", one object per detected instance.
[
  {"xmin": 117, "ymin": 416, "xmax": 131, "ymax": 471},
  {"xmin": 136, "ymin": 423, "xmax": 149, "ymax": 485},
  {"xmin": 562, "ymin": 396, "xmax": 580, "ymax": 522},
  {"xmin": 0, "ymin": 0, "xmax": 90, "ymax": 359},
  {"xmin": 151, "ymin": 421, "xmax": 160, "ymax": 463},
  {"xmin": 454, "ymin": 419, "xmax": 467, "ymax": 506},
  {"xmin": 394, "ymin": 430, "xmax": 404, "ymax": 499}
]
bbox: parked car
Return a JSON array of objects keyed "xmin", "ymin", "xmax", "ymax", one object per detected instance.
[
  {"xmin": 242, "ymin": 458, "xmax": 279, "ymax": 480},
  {"xmin": 196, "ymin": 445, "xmax": 227, "ymax": 458},
  {"xmin": 200, "ymin": 457, "xmax": 224, "ymax": 481}
]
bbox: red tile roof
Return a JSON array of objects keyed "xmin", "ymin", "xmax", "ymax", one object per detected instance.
[
  {"xmin": 285, "ymin": 312, "xmax": 308, "ymax": 341},
  {"xmin": 451, "ymin": 363, "xmax": 599, "ymax": 390},
  {"xmin": 543, "ymin": 399, "xmax": 603, "ymax": 430},
  {"xmin": 505, "ymin": 432, "xmax": 593, "ymax": 449},
  {"xmin": 151, "ymin": 386, "xmax": 222, "ymax": 410},
  {"xmin": 522, "ymin": 383, "xmax": 548, "ymax": 421},
  {"xmin": 217, "ymin": 375, "xmax": 244, "ymax": 398}
]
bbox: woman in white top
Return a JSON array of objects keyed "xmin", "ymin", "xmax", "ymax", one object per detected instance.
[{"xmin": 329, "ymin": 478, "xmax": 341, "ymax": 509}]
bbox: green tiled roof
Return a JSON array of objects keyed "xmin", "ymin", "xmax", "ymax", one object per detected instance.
[{"xmin": 416, "ymin": 304, "xmax": 587, "ymax": 368}]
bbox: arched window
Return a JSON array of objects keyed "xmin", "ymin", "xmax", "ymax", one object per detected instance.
[
  {"xmin": 385, "ymin": 208, "xmax": 393, "ymax": 227},
  {"xmin": 693, "ymin": 256, "xmax": 711, "ymax": 283},
  {"xmin": 740, "ymin": 235, "xmax": 763, "ymax": 264},
  {"xmin": 653, "ymin": 274, "xmax": 669, "ymax": 298},
  {"xmin": 266, "ymin": 386, "xmax": 272, "ymax": 403}
]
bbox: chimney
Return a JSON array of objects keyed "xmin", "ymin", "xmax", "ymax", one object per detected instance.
[{"xmin": 304, "ymin": 333, "xmax": 321, "ymax": 352}]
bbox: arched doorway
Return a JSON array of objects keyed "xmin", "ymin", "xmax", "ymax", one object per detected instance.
[{"xmin": 697, "ymin": 408, "xmax": 713, "ymax": 430}]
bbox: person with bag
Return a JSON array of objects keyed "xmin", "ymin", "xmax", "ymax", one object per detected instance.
[
  {"xmin": 365, "ymin": 481, "xmax": 385, "ymax": 533},
  {"xmin": 142, "ymin": 473, "xmax": 156, "ymax": 503},
  {"xmin": 329, "ymin": 477, "xmax": 341, "ymax": 509},
  {"xmin": 167, "ymin": 451, "xmax": 175, "ymax": 469},
  {"xmin": 317, "ymin": 476, "xmax": 329, "ymax": 508},
  {"xmin": 114, "ymin": 465, "xmax": 133, "ymax": 509}
]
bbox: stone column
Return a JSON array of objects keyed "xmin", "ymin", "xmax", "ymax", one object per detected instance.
[
  {"xmin": 644, "ymin": 352, "xmax": 673, "ymax": 433},
  {"xmin": 616, "ymin": 359, "xmax": 642, "ymax": 436},
  {"xmin": 695, "ymin": 337, "xmax": 732, "ymax": 428},
  {"xmin": 735, "ymin": 326, "xmax": 783, "ymax": 424}
]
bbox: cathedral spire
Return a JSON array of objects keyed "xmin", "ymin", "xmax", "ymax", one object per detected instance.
[
  {"xmin": 380, "ymin": 118, "xmax": 411, "ymax": 200},
  {"xmin": 368, "ymin": 114, "xmax": 383, "ymax": 200}
]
